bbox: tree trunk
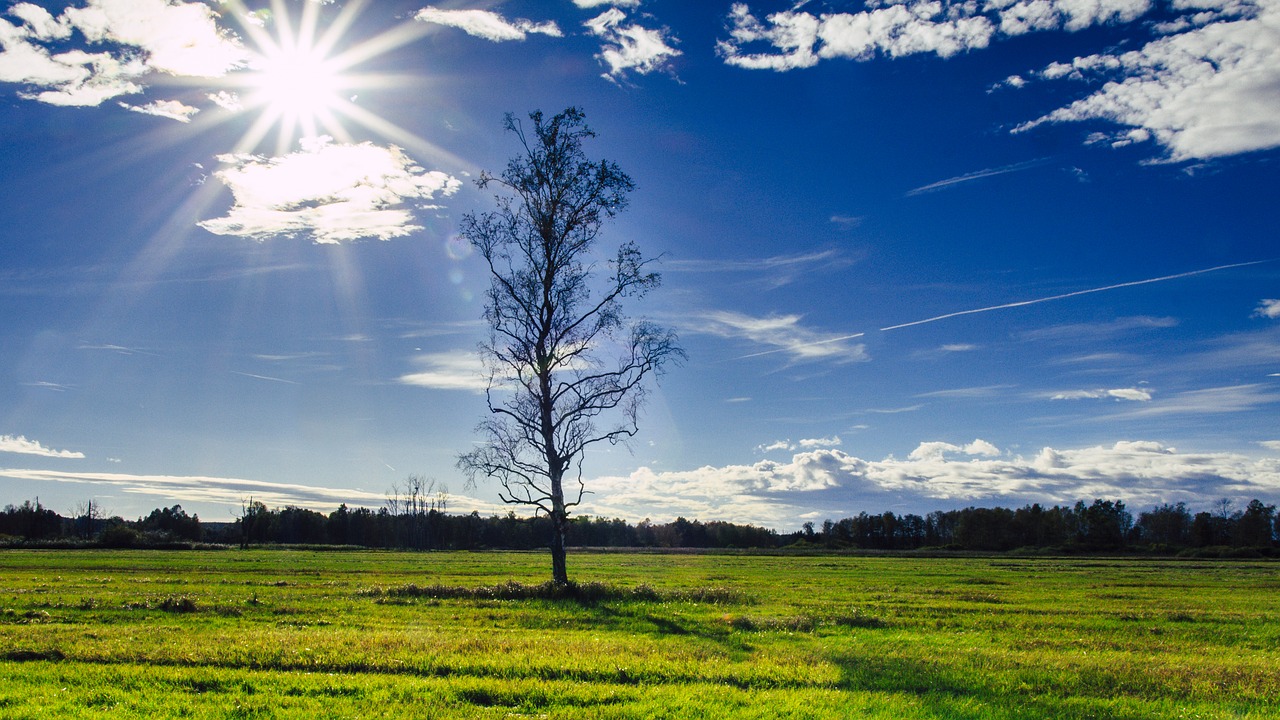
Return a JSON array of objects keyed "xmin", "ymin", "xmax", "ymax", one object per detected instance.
[{"xmin": 550, "ymin": 509, "xmax": 569, "ymax": 587}]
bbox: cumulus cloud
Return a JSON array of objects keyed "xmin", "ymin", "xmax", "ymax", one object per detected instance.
[
  {"xmin": 718, "ymin": 0, "xmax": 1154, "ymax": 69},
  {"xmin": 1259, "ymin": 440, "xmax": 1280, "ymax": 451},
  {"xmin": 0, "ymin": 434, "xmax": 85, "ymax": 459},
  {"xmin": 1255, "ymin": 299, "xmax": 1280, "ymax": 319},
  {"xmin": 0, "ymin": 0, "xmax": 246, "ymax": 110},
  {"xmin": 199, "ymin": 137, "xmax": 461, "ymax": 243},
  {"xmin": 585, "ymin": 7, "xmax": 680, "ymax": 80},
  {"xmin": 719, "ymin": 0, "xmax": 1278, "ymax": 161},
  {"xmin": 415, "ymin": 7, "xmax": 562, "ymax": 42},
  {"xmin": 207, "ymin": 90, "xmax": 242, "ymax": 111},
  {"xmin": 1014, "ymin": 0, "xmax": 1280, "ymax": 160},
  {"xmin": 759, "ymin": 435, "xmax": 843, "ymax": 453},
  {"xmin": 907, "ymin": 438, "xmax": 1001, "ymax": 461},
  {"xmin": 1050, "ymin": 387, "xmax": 1153, "ymax": 401},
  {"xmin": 399, "ymin": 352, "xmax": 488, "ymax": 392},
  {"xmin": 689, "ymin": 310, "xmax": 869, "ymax": 363},
  {"xmin": 120, "ymin": 98, "xmax": 198, "ymax": 122},
  {"xmin": 584, "ymin": 439, "xmax": 1280, "ymax": 528}
]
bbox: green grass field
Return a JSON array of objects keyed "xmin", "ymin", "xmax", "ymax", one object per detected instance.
[{"xmin": 1, "ymin": 549, "xmax": 1277, "ymax": 718}]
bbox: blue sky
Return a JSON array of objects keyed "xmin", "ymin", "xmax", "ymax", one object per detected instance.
[{"xmin": 2, "ymin": 0, "xmax": 1278, "ymax": 529}]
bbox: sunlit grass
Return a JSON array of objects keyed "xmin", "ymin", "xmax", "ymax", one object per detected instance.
[{"xmin": 1, "ymin": 550, "xmax": 1277, "ymax": 718}]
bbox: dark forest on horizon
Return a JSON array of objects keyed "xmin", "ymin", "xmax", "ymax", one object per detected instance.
[{"xmin": 3, "ymin": 494, "xmax": 1278, "ymax": 557}]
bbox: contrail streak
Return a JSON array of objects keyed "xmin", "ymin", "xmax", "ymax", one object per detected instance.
[
  {"xmin": 904, "ymin": 158, "xmax": 1050, "ymax": 197},
  {"xmin": 231, "ymin": 371, "xmax": 299, "ymax": 384},
  {"xmin": 879, "ymin": 260, "xmax": 1273, "ymax": 332},
  {"xmin": 730, "ymin": 259, "xmax": 1272, "ymax": 362}
]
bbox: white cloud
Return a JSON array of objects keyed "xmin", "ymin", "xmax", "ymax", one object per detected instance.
[
  {"xmin": 689, "ymin": 310, "xmax": 869, "ymax": 363},
  {"xmin": 995, "ymin": 0, "xmax": 1153, "ymax": 35},
  {"xmin": 663, "ymin": 248, "xmax": 854, "ymax": 289},
  {"xmin": 1015, "ymin": 0, "xmax": 1280, "ymax": 160},
  {"xmin": 199, "ymin": 137, "xmax": 461, "ymax": 243},
  {"xmin": 916, "ymin": 384, "xmax": 1011, "ymax": 398},
  {"xmin": 574, "ymin": 0, "xmax": 642, "ymax": 7},
  {"xmin": 1255, "ymin": 299, "xmax": 1280, "ymax": 319},
  {"xmin": 718, "ymin": 0, "xmax": 1157, "ymax": 70},
  {"xmin": 585, "ymin": 8, "xmax": 681, "ymax": 80},
  {"xmin": 399, "ymin": 352, "xmax": 488, "ymax": 392},
  {"xmin": 120, "ymin": 98, "xmax": 198, "ymax": 122},
  {"xmin": 415, "ymin": 7, "xmax": 562, "ymax": 42},
  {"xmin": 62, "ymin": 0, "xmax": 246, "ymax": 77},
  {"xmin": 1102, "ymin": 383, "xmax": 1280, "ymax": 418},
  {"xmin": 583, "ymin": 439, "xmax": 1280, "ymax": 528},
  {"xmin": 1, "ymin": 0, "xmax": 246, "ymax": 111},
  {"xmin": 1259, "ymin": 440, "xmax": 1280, "ymax": 451},
  {"xmin": 907, "ymin": 439, "xmax": 1001, "ymax": 461},
  {"xmin": 0, "ymin": 434, "xmax": 85, "ymax": 459},
  {"xmin": 0, "ymin": 467, "xmax": 500, "ymax": 515},
  {"xmin": 1021, "ymin": 315, "xmax": 1179, "ymax": 342},
  {"xmin": 207, "ymin": 90, "xmax": 242, "ymax": 111},
  {"xmin": 0, "ymin": 36, "xmax": 145, "ymax": 106},
  {"xmin": 1049, "ymin": 387, "xmax": 1153, "ymax": 401},
  {"xmin": 718, "ymin": 0, "xmax": 1277, "ymax": 161},
  {"xmin": 761, "ymin": 435, "xmax": 843, "ymax": 453},
  {"xmin": 8, "ymin": 3, "xmax": 71, "ymax": 40}
]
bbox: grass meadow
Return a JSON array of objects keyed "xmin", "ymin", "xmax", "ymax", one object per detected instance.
[{"xmin": 1, "ymin": 549, "xmax": 1277, "ymax": 718}]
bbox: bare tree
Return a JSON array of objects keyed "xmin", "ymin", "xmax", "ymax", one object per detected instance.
[
  {"xmin": 457, "ymin": 108, "xmax": 682, "ymax": 586},
  {"xmin": 386, "ymin": 475, "xmax": 448, "ymax": 549},
  {"xmin": 73, "ymin": 498, "xmax": 102, "ymax": 540}
]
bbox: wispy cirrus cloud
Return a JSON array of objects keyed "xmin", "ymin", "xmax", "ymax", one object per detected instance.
[
  {"xmin": 0, "ymin": 434, "xmax": 85, "ymax": 459},
  {"xmin": 573, "ymin": 0, "xmax": 642, "ymax": 8},
  {"xmin": 690, "ymin": 310, "xmax": 868, "ymax": 363},
  {"xmin": 199, "ymin": 137, "xmax": 460, "ymax": 243},
  {"xmin": 1049, "ymin": 387, "xmax": 1152, "ymax": 402},
  {"xmin": 414, "ymin": 7, "xmax": 562, "ymax": 42},
  {"xmin": 665, "ymin": 248, "xmax": 854, "ymax": 288},
  {"xmin": 399, "ymin": 352, "xmax": 487, "ymax": 392},
  {"xmin": 915, "ymin": 384, "xmax": 1012, "ymax": 399},
  {"xmin": 1020, "ymin": 315, "xmax": 1179, "ymax": 343},
  {"xmin": 0, "ymin": 467, "xmax": 501, "ymax": 515},
  {"xmin": 1101, "ymin": 384, "xmax": 1280, "ymax": 419}
]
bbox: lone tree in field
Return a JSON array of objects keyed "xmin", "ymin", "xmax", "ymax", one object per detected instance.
[{"xmin": 458, "ymin": 108, "xmax": 682, "ymax": 586}]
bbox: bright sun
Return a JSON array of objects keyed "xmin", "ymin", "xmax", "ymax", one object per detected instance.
[
  {"xmin": 218, "ymin": 0, "xmax": 443, "ymax": 161},
  {"xmin": 226, "ymin": 0, "xmax": 365, "ymax": 154},
  {"xmin": 251, "ymin": 44, "xmax": 344, "ymax": 134}
]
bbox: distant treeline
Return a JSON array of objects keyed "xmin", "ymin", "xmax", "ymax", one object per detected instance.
[{"xmin": 2, "ymin": 497, "xmax": 1277, "ymax": 556}]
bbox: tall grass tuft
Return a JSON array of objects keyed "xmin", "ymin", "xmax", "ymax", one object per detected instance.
[{"xmin": 359, "ymin": 580, "xmax": 749, "ymax": 605}]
